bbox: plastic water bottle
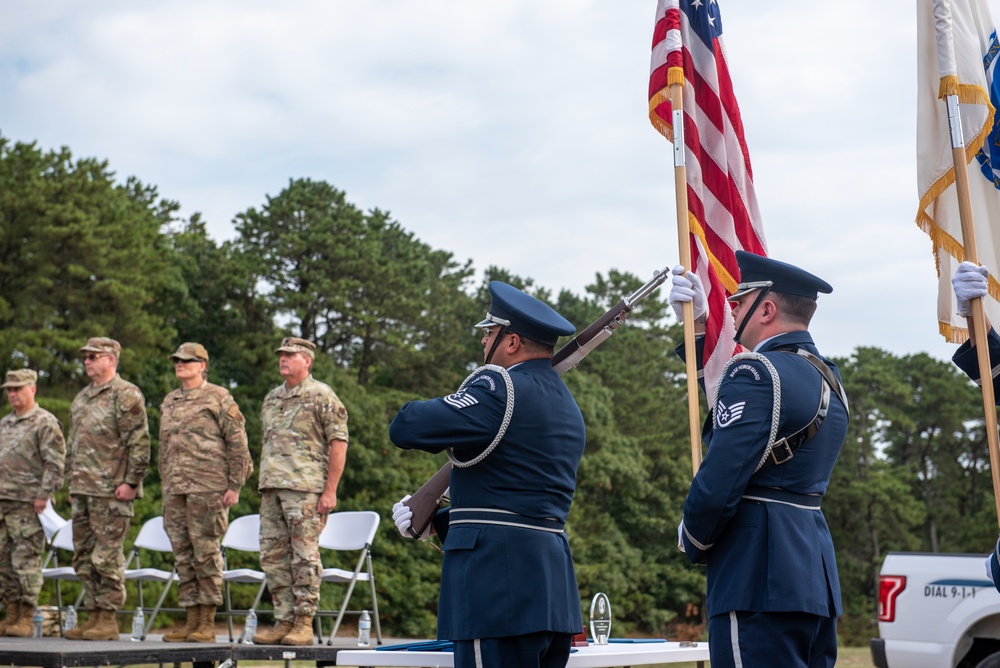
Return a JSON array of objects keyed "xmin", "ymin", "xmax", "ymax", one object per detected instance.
[
  {"xmin": 64, "ymin": 605, "xmax": 77, "ymax": 633},
  {"xmin": 131, "ymin": 607, "xmax": 144, "ymax": 641},
  {"xmin": 242, "ymin": 608, "xmax": 257, "ymax": 644},
  {"xmin": 32, "ymin": 608, "xmax": 44, "ymax": 639},
  {"xmin": 357, "ymin": 610, "xmax": 371, "ymax": 647}
]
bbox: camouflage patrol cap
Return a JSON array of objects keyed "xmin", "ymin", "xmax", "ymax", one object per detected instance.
[
  {"xmin": 275, "ymin": 337, "xmax": 316, "ymax": 360},
  {"xmin": 169, "ymin": 342, "xmax": 209, "ymax": 363},
  {"xmin": 79, "ymin": 337, "xmax": 121, "ymax": 356},
  {"xmin": 1, "ymin": 369, "xmax": 37, "ymax": 388}
]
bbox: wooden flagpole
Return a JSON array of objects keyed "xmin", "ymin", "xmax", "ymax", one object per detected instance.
[
  {"xmin": 669, "ymin": 81, "xmax": 704, "ymax": 475},
  {"xmin": 945, "ymin": 93, "xmax": 1000, "ymax": 527}
]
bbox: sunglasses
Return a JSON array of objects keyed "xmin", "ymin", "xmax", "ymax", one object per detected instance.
[{"xmin": 83, "ymin": 354, "xmax": 106, "ymax": 362}]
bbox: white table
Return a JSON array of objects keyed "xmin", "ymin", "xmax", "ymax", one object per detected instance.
[{"xmin": 336, "ymin": 641, "xmax": 709, "ymax": 667}]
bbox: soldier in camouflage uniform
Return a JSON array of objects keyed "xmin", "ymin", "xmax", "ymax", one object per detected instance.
[
  {"xmin": 159, "ymin": 342, "xmax": 252, "ymax": 643},
  {"xmin": 65, "ymin": 338, "xmax": 150, "ymax": 641},
  {"xmin": 0, "ymin": 369, "xmax": 65, "ymax": 638},
  {"xmin": 252, "ymin": 337, "xmax": 349, "ymax": 647}
]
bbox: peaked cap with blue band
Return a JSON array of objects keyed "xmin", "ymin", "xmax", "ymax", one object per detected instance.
[
  {"xmin": 731, "ymin": 250, "xmax": 833, "ymax": 300},
  {"xmin": 475, "ymin": 281, "xmax": 575, "ymax": 346}
]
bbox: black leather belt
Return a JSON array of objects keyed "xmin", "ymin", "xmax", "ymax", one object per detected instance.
[
  {"xmin": 448, "ymin": 508, "xmax": 565, "ymax": 533},
  {"xmin": 741, "ymin": 485, "xmax": 822, "ymax": 509}
]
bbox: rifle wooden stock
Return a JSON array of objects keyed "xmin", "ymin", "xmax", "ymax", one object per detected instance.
[
  {"xmin": 404, "ymin": 268, "xmax": 671, "ymax": 539},
  {"xmin": 407, "ymin": 463, "xmax": 453, "ymax": 539}
]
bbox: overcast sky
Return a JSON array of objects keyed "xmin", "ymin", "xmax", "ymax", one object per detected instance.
[{"xmin": 5, "ymin": 1, "xmax": 998, "ymax": 363}]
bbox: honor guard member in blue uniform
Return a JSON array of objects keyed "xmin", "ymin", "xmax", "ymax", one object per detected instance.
[
  {"xmin": 949, "ymin": 261, "xmax": 1000, "ymax": 591},
  {"xmin": 669, "ymin": 251, "xmax": 849, "ymax": 668},
  {"xmin": 389, "ymin": 281, "xmax": 586, "ymax": 668}
]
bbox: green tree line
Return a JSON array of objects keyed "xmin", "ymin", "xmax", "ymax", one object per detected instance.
[{"xmin": 1, "ymin": 134, "xmax": 995, "ymax": 645}]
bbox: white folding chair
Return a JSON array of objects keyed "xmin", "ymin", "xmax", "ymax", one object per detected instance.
[
  {"xmin": 124, "ymin": 516, "xmax": 179, "ymax": 640},
  {"xmin": 221, "ymin": 514, "xmax": 268, "ymax": 642},
  {"xmin": 317, "ymin": 511, "xmax": 382, "ymax": 645}
]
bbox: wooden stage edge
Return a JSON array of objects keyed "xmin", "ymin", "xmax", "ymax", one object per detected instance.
[{"xmin": 0, "ymin": 633, "xmax": 387, "ymax": 667}]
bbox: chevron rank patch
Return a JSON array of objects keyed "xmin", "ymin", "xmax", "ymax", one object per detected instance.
[
  {"xmin": 715, "ymin": 399, "xmax": 747, "ymax": 428},
  {"xmin": 444, "ymin": 390, "xmax": 479, "ymax": 410}
]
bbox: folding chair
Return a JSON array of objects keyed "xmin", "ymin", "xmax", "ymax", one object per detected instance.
[
  {"xmin": 123, "ymin": 516, "xmax": 179, "ymax": 640},
  {"xmin": 41, "ymin": 519, "xmax": 82, "ymax": 633},
  {"xmin": 317, "ymin": 510, "xmax": 382, "ymax": 645},
  {"xmin": 221, "ymin": 514, "xmax": 268, "ymax": 642}
]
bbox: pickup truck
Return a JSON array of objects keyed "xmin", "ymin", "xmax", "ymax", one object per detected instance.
[{"xmin": 872, "ymin": 551, "xmax": 1000, "ymax": 668}]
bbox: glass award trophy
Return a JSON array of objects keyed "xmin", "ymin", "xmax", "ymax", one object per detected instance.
[{"xmin": 589, "ymin": 592, "xmax": 612, "ymax": 645}]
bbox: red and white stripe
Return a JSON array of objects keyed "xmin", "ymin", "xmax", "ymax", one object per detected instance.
[{"xmin": 648, "ymin": 0, "xmax": 767, "ymax": 398}]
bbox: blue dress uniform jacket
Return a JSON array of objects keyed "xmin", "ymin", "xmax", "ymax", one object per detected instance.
[
  {"xmin": 389, "ymin": 358, "xmax": 586, "ymax": 641},
  {"xmin": 678, "ymin": 330, "xmax": 847, "ymax": 618}
]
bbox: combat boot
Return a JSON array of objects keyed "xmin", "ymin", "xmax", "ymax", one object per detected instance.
[
  {"xmin": 5, "ymin": 605, "xmax": 33, "ymax": 637},
  {"xmin": 82, "ymin": 609, "xmax": 119, "ymax": 641},
  {"xmin": 186, "ymin": 605, "xmax": 216, "ymax": 642},
  {"xmin": 162, "ymin": 605, "xmax": 200, "ymax": 642},
  {"xmin": 64, "ymin": 609, "xmax": 98, "ymax": 639},
  {"xmin": 252, "ymin": 619, "xmax": 293, "ymax": 645},
  {"xmin": 279, "ymin": 615, "xmax": 314, "ymax": 646},
  {"xmin": 0, "ymin": 602, "xmax": 20, "ymax": 635}
]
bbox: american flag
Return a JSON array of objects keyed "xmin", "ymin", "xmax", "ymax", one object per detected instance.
[{"xmin": 648, "ymin": 0, "xmax": 767, "ymax": 400}]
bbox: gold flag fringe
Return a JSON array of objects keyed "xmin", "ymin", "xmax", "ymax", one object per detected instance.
[{"xmin": 915, "ymin": 79, "xmax": 998, "ymax": 343}]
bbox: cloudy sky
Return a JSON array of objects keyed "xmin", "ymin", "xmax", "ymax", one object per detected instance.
[{"xmin": 4, "ymin": 1, "xmax": 996, "ymax": 362}]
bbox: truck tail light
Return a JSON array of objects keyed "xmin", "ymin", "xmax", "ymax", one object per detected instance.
[{"xmin": 878, "ymin": 575, "xmax": 906, "ymax": 622}]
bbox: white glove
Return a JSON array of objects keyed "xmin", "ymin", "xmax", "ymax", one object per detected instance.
[
  {"xmin": 677, "ymin": 520, "xmax": 686, "ymax": 553},
  {"xmin": 669, "ymin": 265, "xmax": 708, "ymax": 324},
  {"xmin": 953, "ymin": 261, "xmax": 989, "ymax": 317},
  {"xmin": 392, "ymin": 495, "xmax": 429, "ymax": 540},
  {"xmin": 986, "ymin": 554, "xmax": 994, "ymax": 584}
]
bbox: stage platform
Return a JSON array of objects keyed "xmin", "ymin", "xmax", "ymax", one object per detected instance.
[{"xmin": 0, "ymin": 632, "xmax": 393, "ymax": 667}]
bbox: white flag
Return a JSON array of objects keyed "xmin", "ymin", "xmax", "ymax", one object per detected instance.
[{"xmin": 917, "ymin": 0, "xmax": 1000, "ymax": 342}]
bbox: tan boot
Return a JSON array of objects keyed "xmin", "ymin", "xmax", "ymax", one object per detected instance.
[
  {"xmin": 82, "ymin": 609, "xmax": 119, "ymax": 641},
  {"xmin": 279, "ymin": 615, "xmax": 314, "ymax": 646},
  {"xmin": 252, "ymin": 619, "xmax": 293, "ymax": 645},
  {"xmin": 186, "ymin": 605, "xmax": 216, "ymax": 642},
  {"xmin": 162, "ymin": 605, "xmax": 200, "ymax": 642},
  {"xmin": 5, "ymin": 605, "xmax": 33, "ymax": 638},
  {"xmin": 64, "ymin": 609, "xmax": 98, "ymax": 640},
  {"xmin": 0, "ymin": 602, "xmax": 20, "ymax": 636}
]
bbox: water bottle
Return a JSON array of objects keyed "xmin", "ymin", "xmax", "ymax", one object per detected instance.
[
  {"xmin": 131, "ymin": 607, "xmax": 144, "ymax": 641},
  {"xmin": 64, "ymin": 605, "xmax": 77, "ymax": 633},
  {"xmin": 32, "ymin": 607, "xmax": 44, "ymax": 639},
  {"xmin": 242, "ymin": 608, "xmax": 257, "ymax": 644},
  {"xmin": 357, "ymin": 609, "xmax": 371, "ymax": 647}
]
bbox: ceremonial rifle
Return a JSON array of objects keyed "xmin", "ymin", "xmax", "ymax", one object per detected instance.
[{"xmin": 404, "ymin": 267, "xmax": 672, "ymax": 538}]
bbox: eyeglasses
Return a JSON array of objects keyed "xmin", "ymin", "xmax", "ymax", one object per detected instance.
[
  {"xmin": 172, "ymin": 359, "xmax": 201, "ymax": 364},
  {"xmin": 83, "ymin": 354, "xmax": 106, "ymax": 362}
]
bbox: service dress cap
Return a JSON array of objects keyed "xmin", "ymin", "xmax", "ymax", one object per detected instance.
[
  {"xmin": 275, "ymin": 337, "xmax": 317, "ymax": 359},
  {"xmin": 731, "ymin": 250, "xmax": 833, "ymax": 301},
  {"xmin": 1, "ymin": 369, "xmax": 37, "ymax": 388},
  {"xmin": 475, "ymin": 281, "xmax": 575, "ymax": 346},
  {"xmin": 169, "ymin": 342, "xmax": 209, "ymax": 363},
  {"xmin": 79, "ymin": 337, "xmax": 122, "ymax": 356}
]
